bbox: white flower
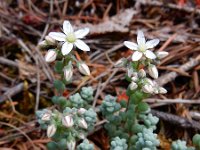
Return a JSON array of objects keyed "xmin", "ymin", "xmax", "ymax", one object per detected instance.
[
  {"xmin": 78, "ymin": 62, "xmax": 90, "ymax": 76},
  {"xmin": 124, "ymin": 30, "xmax": 159, "ymax": 61},
  {"xmin": 49, "ymin": 20, "xmax": 90, "ymax": 55},
  {"xmin": 45, "ymin": 49, "xmax": 57, "ymax": 63},
  {"xmin": 148, "ymin": 65, "xmax": 158, "ymax": 79},
  {"xmin": 47, "ymin": 124, "xmax": 56, "ymax": 138},
  {"xmin": 62, "ymin": 115, "xmax": 74, "ymax": 128}
]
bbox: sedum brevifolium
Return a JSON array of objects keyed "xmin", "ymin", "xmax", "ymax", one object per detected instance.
[{"xmin": 38, "ymin": 20, "xmax": 199, "ymax": 149}]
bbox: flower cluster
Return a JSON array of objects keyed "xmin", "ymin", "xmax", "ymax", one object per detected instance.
[
  {"xmin": 127, "ymin": 68, "xmax": 167, "ymax": 94},
  {"xmin": 39, "ymin": 20, "xmax": 91, "ymax": 83},
  {"xmin": 116, "ymin": 30, "xmax": 168, "ymax": 95},
  {"xmin": 99, "ymin": 30, "xmax": 167, "ymax": 150}
]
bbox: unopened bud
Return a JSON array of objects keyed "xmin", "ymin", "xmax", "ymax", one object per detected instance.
[
  {"xmin": 142, "ymin": 84, "xmax": 154, "ymax": 94},
  {"xmin": 127, "ymin": 67, "xmax": 134, "ymax": 77},
  {"xmin": 156, "ymin": 51, "xmax": 169, "ymax": 59},
  {"xmin": 78, "ymin": 133, "xmax": 85, "ymax": 139},
  {"xmin": 62, "ymin": 115, "xmax": 74, "ymax": 128},
  {"xmin": 159, "ymin": 87, "xmax": 167, "ymax": 94},
  {"xmin": 138, "ymin": 69, "xmax": 146, "ymax": 78},
  {"xmin": 148, "ymin": 65, "xmax": 158, "ymax": 79},
  {"xmin": 78, "ymin": 108, "xmax": 87, "ymax": 115},
  {"xmin": 47, "ymin": 124, "xmax": 56, "ymax": 138},
  {"xmin": 38, "ymin": 40, "xmax": 47, "ymax": 48},
  {"xmin": 146, "ymin": 78, "xmax": 154, "ymax": 86},
  {"xmin": 78, "ymin": 63, "xmax": 90, "ymax": 76},
  {"xmin": 78, "ymin": 118, "xmax": 88, "ymax": 129},
  {"xmin": 41, "ymin": 112, "xmax": 51, "ymax": 121},
  {"xmin": 67, "ymin": 140, "xmax": 76, "ymax": 150},
  {"xmin": 45, "ymin": 35, "xmax": 56, "ymax": 45},
  {"xmin": 131, "ymin": 72, "xmax": 138, "ymax": 82},
  {"xmin": 45, "ymin": 49, "xmax": 57, "ymax": 63},
  {"xmin": 63, "ymin": 66, "xmax": 73, "ymax": 82},
  {"xmin": 129, "ymin": 82, "xmax": 138, "ymax": 90},
  {"xmin": 115, "ymin": 58, "xmax": 127, "ymax": 67},
  {"xmin": 153, "ymin": 88, "xmax": 159, "ymax": 94}
]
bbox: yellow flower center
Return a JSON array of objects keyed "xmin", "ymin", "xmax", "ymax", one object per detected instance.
[
  {"xmin": 66, "ymin": 33, "xmax": 76, "ymax": 43},
  {"xmin": 138, "ymin": 44, "xmax": 146, "ymax": 52}
]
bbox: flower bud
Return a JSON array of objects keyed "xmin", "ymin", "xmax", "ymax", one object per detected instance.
[
  {"xmin": 142, "ymin": 84, "xmax": 154, "ymax": 94},
  {"xmin": 153, "ymin": 88, "xmax": 159, "ymax": 94},
  {"xmin": 115, "ymin": 58, "xmax": 127, "ymax": 67},
  {"xmin": 45, "ymin": 50, "xmax": 57, "ymax": 63},
  {"xmin": 156, "ymin": 51, "xmax": 169, "ymax": 59},
  {"xmin": 129, "ymin": 82, "xmax": 138, "ymax": 90},
  {"xmin": 78, "ymin": 63, "xmax": 90, "ymax": 76},
  {"xmin": 47, "ymin": 124, "xmax": 56, "ymax": 138},
  {"xmin": 41, "ymin": 112, "xmax": 51, "ymax": 121},
  {"xmin": 159, "ymin": 87, "xmax": 167, "ymax": 94},
  {"xmin": 62, "ymin": 115, "xmax": 74, "ymax": 128},
  {"xmin": 146, "ymin": 78, "xmax": 154, "ymax": 86},
  {"xmin": 78, "ymin": 133, "xmax": 85, "ymax": 139},
  {"xmin": 131, "ymin": 73, "xmax": 138, "ymax": 82},
  {"xmin": 138, "ymin": 69, "xmax": 146, "ymax": 78},
  {"xmin": 45, "ymin": 35, "xmax": 56, "ymax": 45},
  {"xmin": 78, "ymin": 108, "xmax": 87, "ymax": 115},
  {"xmin": 38, "ymin": 40, "xmax": 47, "ymax": 48},
  {"xmin": 67, "ymin": 140, "xmax": 76, "ymax": 150},
  {"xmin": 148, "ymin": 65, "xmax": 158, "ymax": 79},
  {"xmin": 63, "ymin": 66, "xmax": 73, "ymax": 82},
  {"xmin": 78, "ymin": 118, "xmax": 88, "ymax": 129}
]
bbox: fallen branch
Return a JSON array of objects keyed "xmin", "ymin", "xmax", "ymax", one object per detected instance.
[
  {"xmin": 156, "ymin": 55, "xmax": 200, "ymax": 86},
  {"xmin": 0, "ymin": 83, "xmax": 24, "ymax": 103},
  {"xmin": 145, "ymin": 98, "xmax": 200, "ymax": 104},
  {"xmin": 151, "ymin": 109, "xmax": 200, "ymax": 130}
]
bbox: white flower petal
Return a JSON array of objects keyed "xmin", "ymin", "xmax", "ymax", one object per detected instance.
[
  {"xmin": 131, "ymin": 51, "xmax": 143, "ymax": 61},
  {"xmin": 75, "ymin": 28, "xmax": 89, "ymax": 39},
  {"xmin": 144, "ymin": 50, "xmax": 156, "ymax": 59},
  {"xmin": 61, "ymin": 42, "xmax": 73, "ymax": 55},
  {"xmin": 124, "ymin": 41, "xmax": 138, "ymax": 50},
  {"xmin": 63, "ymin": 20, "xmax": 73, "ymax": 35},
  {"xmin": 75, "ymin": 39, "xmax": 90, "ymax": 51},
  {"xmin": 137, "ymin": 30, "xmax": 145, "ymax": 46},
  {"xmin": 49, "ymin": 32, "xmax": 66, "ymax": 41},
  {"xmin": 146, "ymin": 39, "xmax": 160, "ymax": 49}
]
